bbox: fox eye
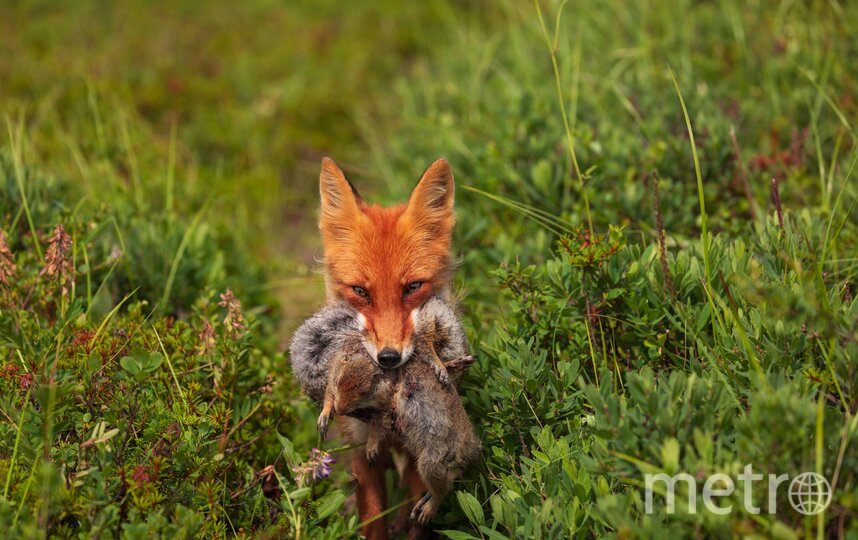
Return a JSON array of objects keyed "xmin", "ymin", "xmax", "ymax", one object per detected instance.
[
  {"xmin": 351, "ymin": 285, "xmax": 370, "ymax": 301},
  {"xmin": 404, "ymin": 281, "xmax": 423, "ymax": 296}
]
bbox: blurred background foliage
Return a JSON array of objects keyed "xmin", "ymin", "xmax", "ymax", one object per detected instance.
[
  {"xmin": 1, "ymin": 0, "xmax": 857, "ymax": 537},
  {"xmin": 1, "ymin": 0, "xmax": 492, "ymax": 325}
]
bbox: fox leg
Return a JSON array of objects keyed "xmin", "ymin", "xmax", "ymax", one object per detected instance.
[
  {"xmin": 350, "ymin": 441, "xmax": 390, "ymax": 540},
  {"xmin": 342, "ymin": 417, "xmax": 390, "ymax": 540}
]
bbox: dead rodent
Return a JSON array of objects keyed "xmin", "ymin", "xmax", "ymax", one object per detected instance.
[
  {"xmin": 289, "ymin": 297, "xmax": 481, "ymax": 524},
  {"xmin": 289, "ymin": 296, "xmax": 470, "ymax": 405}
]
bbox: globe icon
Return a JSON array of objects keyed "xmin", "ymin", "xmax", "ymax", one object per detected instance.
[{"xmin": 788, "ymin": 472, "xmax": 832, "ymax": 515}]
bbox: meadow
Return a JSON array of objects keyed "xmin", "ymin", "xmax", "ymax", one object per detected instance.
[{"xmin": 1, "ymin": 0, "xmax": 857, "ymax": 538}]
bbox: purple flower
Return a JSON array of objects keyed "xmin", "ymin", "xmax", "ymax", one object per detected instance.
[{"xmin": 292, "ymin": 448, "xmax": 337, "ymax": 486}]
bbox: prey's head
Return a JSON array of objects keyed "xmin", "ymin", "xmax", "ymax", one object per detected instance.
[
  {"xmin": 332, "ymin": 353, "xmax": 383, "ymax": 414},
  {"xmin": 319, "ymin": 157, "xmax": 455, "ymax": 369}
]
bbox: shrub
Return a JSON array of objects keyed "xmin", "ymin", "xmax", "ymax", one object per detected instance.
[{"xmin": 0, "ymin": 133, "xmax": 353, "ymax": 538}]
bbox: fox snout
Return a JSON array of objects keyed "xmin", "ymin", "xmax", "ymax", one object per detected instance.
[
  {"xmin": 357, "ymin": 310, "xmax": 417, "ymax": 369},
  {"xmin": 377, "ymin": 348, "xmax": 401, "ymax": 368}
]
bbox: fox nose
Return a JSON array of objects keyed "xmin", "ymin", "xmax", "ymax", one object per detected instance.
[{"xmin": 377, "ymin": 348, "xmax": 402, "ymax": 368}]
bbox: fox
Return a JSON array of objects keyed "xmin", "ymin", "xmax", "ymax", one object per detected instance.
[
  {"xmin": 316, "ymin": 157, "xmax": 459, "ymax": 538},
  {"xmin": 290, "ymin": 297, "xmax": 480, "ymax": 524}
]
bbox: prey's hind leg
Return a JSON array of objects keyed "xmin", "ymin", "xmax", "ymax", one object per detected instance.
[
  {"xmin": 426, "ymin": 340, "xmax": 450, "ymax": 389},
  {"xmin": 410, "ymin": 464, "xmax": 451, "ymax": 525},
  {"xmin": 317, "ymin": 349, "xmax": 350, "ymax": 439},
  {"xmin": 410, "ymin": 491, "xmax": 433, "ymax": 518},
  {"xmin": 317, "ymin": 361, "xmax": 341, "ymax": 440},
  {"xmin": 365, "ymin": 420, "xmax": 386, "ymax": 466},
  {"xmin": 317, "ymin": 394, "xmax": 335, "ymax": 439}
]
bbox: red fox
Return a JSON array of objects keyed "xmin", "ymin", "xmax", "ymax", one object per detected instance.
[
  {"xmin": 299, "ymin": 297, "xmax": 480, "ymax": 524},
  {"xmin": 318, "ymin": 157, "xmax": 457, "ymax": 538}
]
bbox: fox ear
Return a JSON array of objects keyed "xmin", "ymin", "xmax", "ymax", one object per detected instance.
[
  {"xmin": 406, "ymin": 158, "xmax": 455, "ymax": 219},
  {"xmin": 320, "ymin": 157, "xmax": 363, "ymax": 224}
]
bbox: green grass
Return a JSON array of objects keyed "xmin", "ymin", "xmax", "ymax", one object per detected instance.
[{"xmin": 1, "ymin": 0, "xmax": 857, "ymax": 538}]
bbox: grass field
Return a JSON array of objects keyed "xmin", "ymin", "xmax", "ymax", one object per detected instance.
[{"xmin": 1, "ymin": 0, "xmax": 857, "ymax": 538}]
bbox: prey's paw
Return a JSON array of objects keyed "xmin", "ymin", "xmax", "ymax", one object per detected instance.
[
  {"xmin": 411, "ymin": 492, "xmax": 438, "ymax": 525},
  {"xmin": 445, "ymin": 355, "xmax": 475, "ymax": 371},
  {"xmin": 410, "ymin": 492, "xmax": 432, "ymax": 522},
  {"xmin": 416, "ymin": 501, "xmax": 438, "ymax": 525},
  {"xmin": 317, "ymin": 412, "xmax": 331, "ymax": 439},
  {"xmin": 366, "ymin": 444, "xmax": 380, "ymax": 467},
  {"xmin": 434, "ymin": 363, "xmax": 450, "ymax": 388}
]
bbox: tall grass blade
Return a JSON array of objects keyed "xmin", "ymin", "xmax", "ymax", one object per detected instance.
[
  {"xmin": 92, "ymin": 286, "xmax": 141, "ymax": 345},
  {"xmin": 3, "ymin": 390, "xmax": 31, "ymax": 499},
  {"xmin": 160, "ymin": 205, "xmax": 207, "ymax": 313},
  {"xmin": 6, "ymin": 117, "xmax": 42, "ymax": 259},
  {"xmin": 533, "ymin": 0, "xmax": 593, "ymax": 234},
  {"xmin": 669, "ymin": 68, "xmax": 710, "ymax": 284}
]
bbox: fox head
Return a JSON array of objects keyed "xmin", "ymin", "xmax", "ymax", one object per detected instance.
[{"xmin": 319, "ymin": 157, "xmax": 455, "ymax": 369}]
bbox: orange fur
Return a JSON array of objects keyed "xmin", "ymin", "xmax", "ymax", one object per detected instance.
[
  {"xmin": 351, "ymin": 447, "xmax": 390, "ymax": 540},
  {"xmin": 319, "ymin": 157, "xmax": 456, "ymax": 538}
]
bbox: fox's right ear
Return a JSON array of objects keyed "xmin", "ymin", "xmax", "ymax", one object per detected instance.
[{"xmin": 320, "ymin": 157, "xmax": 363, "ymax": 224}]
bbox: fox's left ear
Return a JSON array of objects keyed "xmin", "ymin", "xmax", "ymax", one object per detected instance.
[{"xmin": 405, "ymin": 159, "xmax": 455, "ymax": 235}]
